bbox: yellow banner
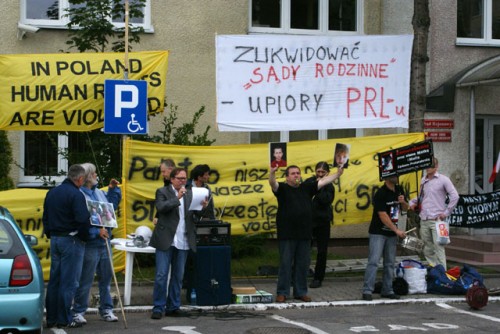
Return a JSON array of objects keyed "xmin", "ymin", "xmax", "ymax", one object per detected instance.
[
  {"xmin": 0, "ymin": 132, "xmax": 424, "ymax": 279},
  {"xmin": 0, "ymin": 51, "xmax": 168, "ymax": 131},
  {"xmin": 121, "ymin": 133, "xmax": 425, "ymax": 236}
]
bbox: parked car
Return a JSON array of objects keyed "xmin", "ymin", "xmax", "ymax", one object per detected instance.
[{"xmin": 0, "ymin": 206, "xmax": 44, "ymax": 333}]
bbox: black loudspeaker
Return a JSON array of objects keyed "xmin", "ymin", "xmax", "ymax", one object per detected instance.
[{"xmin": 187, "ymin": 245, "xmax": 231, "ymax": 306}]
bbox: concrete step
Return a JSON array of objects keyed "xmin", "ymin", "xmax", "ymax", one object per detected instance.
[
  {"xmin": 446, "ymin": 235, "xmax": 500, "ymax": 266},
  {"xmin": 323, "ymin": 255, "xmax": 424, "ymax": 273},
  {"xmin": 446, "ymin": 244, "xmax": 500, "ymax": 264},
  {"xmin": 451, "ymin": 235, "xmax": 500, "ymax": 252}
]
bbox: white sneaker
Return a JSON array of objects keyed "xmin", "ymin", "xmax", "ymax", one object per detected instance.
[
  {"xmin": 101, "ymin": 311, "xmax": 118, "ymax": 322},
  {"xmin": 73, "ymin": 313, "xmax": 87, "ymax": 325}
]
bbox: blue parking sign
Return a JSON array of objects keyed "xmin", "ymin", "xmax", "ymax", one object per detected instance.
[{"xmin": 104, "ymin": 79, "xmax": 148, "ymax": 135}]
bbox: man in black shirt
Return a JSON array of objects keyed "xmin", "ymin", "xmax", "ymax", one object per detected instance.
[
  {"xmin": 362, "ymin": 175, "xmax": 409, "ymax": 301},
  {"xmin": 269, "ymin": 164, "xmax": 343, "ymax": 303}
]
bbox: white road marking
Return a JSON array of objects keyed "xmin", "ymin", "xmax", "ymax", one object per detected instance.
[
  {"xmin": 270, "ymin": 314, "xmax": 330, "ymax": 334},
  {"xmin": 161, "ymin": 326, "xmax": 202, "ymax": 334},
  {"xmin": 436, "ymin": 302, "xmax": 500, "ymax": 323}
]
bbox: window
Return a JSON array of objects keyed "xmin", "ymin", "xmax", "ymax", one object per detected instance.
[
  {"xmin": 457, "ymin": 0, "xmax": 500, "ymax": 46},
  {"xmin": 20, "ymin": 132, "xmax": 68, "ymax": 187},
  {"xmin": 20, "ymin": 0, "xmax": 152, "ymax": 31},
  {"xmin": 250, "ymin": 0, "xmax": 362, "ymax": 35},
  {"xmin": 19, "ymin": 132, "xmax": 92, "ymax": 187},
  {"xmin": 250, "ymin": 129, "xmax": 357, "ymax": 144}
]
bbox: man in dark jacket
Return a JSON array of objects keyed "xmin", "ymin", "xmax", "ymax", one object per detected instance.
[
  {"xmin": 43, "ymin": 164, "xmax": 90, "ymax": 328},
  {"xmin": 150, "ymin": 168, "xmax": 207, "ymax": 319}
]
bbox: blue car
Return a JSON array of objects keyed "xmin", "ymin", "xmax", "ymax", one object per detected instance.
[{"xmin": 0, "ymin": 206, "xmax": 44, "ymax": 333}]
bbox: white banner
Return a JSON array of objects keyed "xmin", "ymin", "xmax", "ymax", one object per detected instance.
[{"xmin": 216, "ymin": 34, "xmax": 413, "ymax": 132}]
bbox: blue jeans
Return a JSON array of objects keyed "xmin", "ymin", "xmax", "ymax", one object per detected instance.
[
  {"xmin": 152, "ymin": 246, "xmax": 189, "ymax": 313},
  {"xmin": 362, "ymin": 233, "xmax": 397, "ymax": 296},
  {"xmin": 277, "ymin": 239, "xmax": 311, "ymax": 297},
  {"xmin": 73, "ymin": 243, "xmax": 114, "ymax": 316},
  {"xmin": 45, "ymin": 236, "xmax": 85, "ymax": 325}
]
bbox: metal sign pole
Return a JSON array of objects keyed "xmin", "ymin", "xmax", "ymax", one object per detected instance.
[{"xmin": 124, "ymin": 0, "xmax": 129, "ymax": 80}]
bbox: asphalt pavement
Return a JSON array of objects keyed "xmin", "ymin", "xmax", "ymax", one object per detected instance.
[{"xmin": 81, "ymin": 258, "xmax": 500, "ymax": 314}]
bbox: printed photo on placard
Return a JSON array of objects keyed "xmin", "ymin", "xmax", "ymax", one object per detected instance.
[
  {"xmin": 381, "ymin": 152, "xmax": 394, "ymax": 172},
  {"xmin": 87, "ymin": 200, "xmax": 118, "ymax": 228},
  {"xmin": 269, "ymin": 142, "xmax": 287, "ymax": 168},
  {"xmin": 333, "ymin": 143, "xmax": 350, "ymax": 168}
]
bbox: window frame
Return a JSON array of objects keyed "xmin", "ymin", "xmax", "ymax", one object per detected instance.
[
  {"xmin": 18, "ymin": 131, "xmax": 68, "ymax": 187},
  {"xmin": 249, "ymin": 0, "xmax": 364, "ymax": 36},
  {"xmin": 457, "ymin": 0, "xmax": 500, "ymax": 47},
  {"xmin": 19, "ymin": 0, "xmax": 153, "ymax": 32}
]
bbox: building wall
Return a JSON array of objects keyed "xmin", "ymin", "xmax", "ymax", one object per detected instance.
[{"xmin": 427, "ymin": 0, "xmax": 500, "ymax": 194}]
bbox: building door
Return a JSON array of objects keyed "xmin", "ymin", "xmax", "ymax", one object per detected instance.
[
  {"xmin": 475, "ymin": 116, "xmax": 500, "ymax": 234},
  {"xmin": 476, "ymin": 117, "xmax": 500, "ymax": 193}
]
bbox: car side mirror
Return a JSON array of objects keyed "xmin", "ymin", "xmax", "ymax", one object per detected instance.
[{"xmin": 24, "ymin": 235, "xmax": 38, "ymax": 246}]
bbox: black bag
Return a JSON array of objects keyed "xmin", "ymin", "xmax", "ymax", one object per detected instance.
[{"xmin": 373, "ymin": 277, "xmax": 408, "ymax": 295}]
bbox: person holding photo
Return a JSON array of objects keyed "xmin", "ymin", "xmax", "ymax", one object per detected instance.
[
  {"xmin": 72, "ymin": 163, "xmax": 122, "ymax": 325},
  {"xmin": 305, "ymin": 162, "xmax": 335, "ymax": 289},
  {"xmin": 269, "ymin": 164, "xmax": 343, "ymax": 303},
  {"xmin": 362, "ymin": 175, "xmax": 409, "ymax": 301}
]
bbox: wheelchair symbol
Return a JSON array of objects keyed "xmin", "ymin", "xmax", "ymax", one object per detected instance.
[{"xmin": 127, "ymin": 113, "xmax": 144, "ymax": 133}]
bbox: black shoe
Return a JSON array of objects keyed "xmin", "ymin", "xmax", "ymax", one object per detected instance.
[
  {"xmin": 381, "ymin": 294, "xmax": 400, "ymax": 299},
  {"xmin": 151, "ymin": 312, "xmax": 162, "ymax": 320},
  {"xmin": 165, "ymin": 309, "xmax": 188, "ymax": 317},
  {"xmin": 57, "ymin": 321, "xmax": 82, "ymax": 328},
  {"xmin": 309, "ymin": 280, "xmax": 322, "ymax": 288},
  {"xmin": 46, "ymin": 322, "xmax": 56, "ymax": 328},
  {"xmin": 362, "ymin": 293, "xmax": 373, "ymax": 301}
]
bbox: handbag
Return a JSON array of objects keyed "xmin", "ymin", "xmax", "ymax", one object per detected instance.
[{"xmin": 435, "ymin": 220, "xmax": 450, "ymax": 245}]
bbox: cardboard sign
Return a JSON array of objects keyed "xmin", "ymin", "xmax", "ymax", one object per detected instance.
[{"xmin": 378, "ymin": 140, "xmax": 434, "ymax": 180}]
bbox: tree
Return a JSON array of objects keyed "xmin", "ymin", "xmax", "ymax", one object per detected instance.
[
  {"xmin": 62, "ymin": 0, "xmax": 215, "ymax": 185},
  {"xmin": 0, "ymin": 131, "xmax": 14, "ymax": 190},
  {"xmin": 65, "ymin": 0, "xmax": 146, "ymax": 53},
  {"xmin": 135, "ymin": 104, "xmax": 216, "ymax": 146},
  {"xmin": 409, "ymin": 0, "xmax": 430, "ymax": 133}
]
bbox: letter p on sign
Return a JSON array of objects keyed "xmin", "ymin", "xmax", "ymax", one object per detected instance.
[
  {"xmin": 104, "ymin": 79, "xmax": 148, "ymax": 135},
  {"xmin": 114, "ymin": 85, "xmax": 139, "ymax": 118}
]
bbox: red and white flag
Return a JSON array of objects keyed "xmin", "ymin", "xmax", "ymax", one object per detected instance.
[{"xmin": 489, "ymin": 152, "xmax": 500, "ymax": 183}]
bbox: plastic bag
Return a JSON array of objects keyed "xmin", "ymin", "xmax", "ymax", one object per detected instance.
[
  {"xmin": 435, "ymin": 220, "xmax": 450, "ymax": 245},
  {"xmin": 396, "ymin": 259, "xmax": 427, "ymax": 294}
]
